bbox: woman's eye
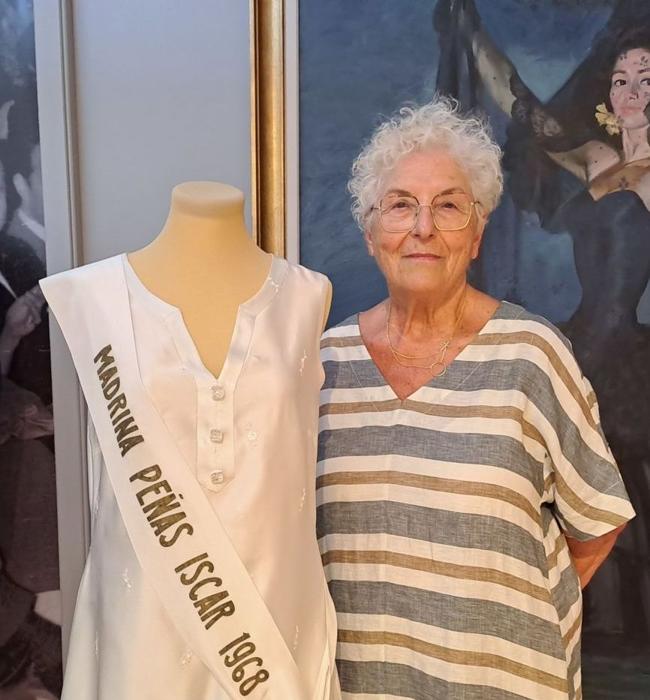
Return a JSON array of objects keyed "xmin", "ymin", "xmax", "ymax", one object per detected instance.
[
  {"xmin": 612, "ymin": 78, "xmax": 627, "ymax": 88},
  {"xmin": 641, "ymin": 78, "xmax": 650, "ymax": 87}
]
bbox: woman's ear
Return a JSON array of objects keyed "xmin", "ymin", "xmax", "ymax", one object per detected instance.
[
  {"xmin": 364, "ymin": 227, "xmax": 375, "ymax": 257},
  {"xmin": 470, "ymin": 209, "xmax": 488, "ymax": 260}
]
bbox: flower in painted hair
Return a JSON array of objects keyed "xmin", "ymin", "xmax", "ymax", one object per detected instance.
[{"xmin": 595, "ymin": 103, "xmax": 621, "ymax": 135}]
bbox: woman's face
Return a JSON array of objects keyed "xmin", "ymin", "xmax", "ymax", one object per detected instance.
[
  {"xmin": 609, "ymin": 48, "xmax": 650, "ymax": 129},
  {"xmin": 364, "ymin": 148, "xmax": 486, "ymax": 299}
]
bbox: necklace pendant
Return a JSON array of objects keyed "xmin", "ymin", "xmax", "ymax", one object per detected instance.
[
  {"xmin": 430, "ymin": 361, "xmax": 447, "ymax": 377},
  {"xmin": 385, "ymin": 291, "xmax": 467, "ymax": 373}
]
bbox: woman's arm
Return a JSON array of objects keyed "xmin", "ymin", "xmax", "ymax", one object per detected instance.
[
  {"xmin": 468, "ymin": 22, "xmax": 517, "ymax": 114},
  {"xmin": 546, "ymin": 146, "xmax": 591, "ymax": 183},
  {"xmin": 566, "ymin": 524, "xmax": 626, "ymax": 589},
  {"xmin": 447, "ymin": 0, "xmax": 517, "ymax": 115},
  {"xmin": 455, "ymin": 0, "xmax": 596, "ymax": 175}
]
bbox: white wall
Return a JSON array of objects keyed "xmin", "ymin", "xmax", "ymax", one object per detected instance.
[
  {"xmin": 72, "ymin": 0, "xmax": 251, "ymax": 261},
  {"xmin": 35, "ymin": 0, "xmax": 251, "ymax": 657}
]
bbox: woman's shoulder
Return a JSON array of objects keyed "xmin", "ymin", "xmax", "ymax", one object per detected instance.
[
  {"xmin": 321, "ymin": 313, "xmax": 359, "ymax": 339},
  {"xmin": 489, "ymin": 302, "xmax": 590, "ymax": 398},
  {"xmin": 320, "ymin": 313, "xmax": 365, "ymax": 362},
  {"xmin": 491, "ymin": 301, "xmax": 573, "ymax": 354}
]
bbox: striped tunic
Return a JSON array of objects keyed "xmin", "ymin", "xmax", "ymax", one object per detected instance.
[{"xmin": 316, "ymin": 301, "xmax": 634, "ymax": 700}]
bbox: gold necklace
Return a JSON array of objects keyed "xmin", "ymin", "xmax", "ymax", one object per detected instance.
[{"xmin": 386, "ymin": 291, "xmax": 467, "ymax": 376}]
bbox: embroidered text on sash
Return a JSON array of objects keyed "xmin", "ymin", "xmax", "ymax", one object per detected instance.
[{"xmin": 93, "ymin": 344, "xmax": 271, "ymax": 696}]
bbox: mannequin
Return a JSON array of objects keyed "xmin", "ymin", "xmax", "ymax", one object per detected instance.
[
  {"xmin": 41, "ymin": 180, "xmax": 340, "ymax": 699},
  {"xmin": 128, "ymin": 181, "xmax": 331, "ymax": 376}
]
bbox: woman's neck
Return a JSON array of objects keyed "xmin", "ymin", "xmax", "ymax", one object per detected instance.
[
  {"xmin": 622, "ymin": 125, "xmax": 650, "ymax": 163},
  {"xmin": 388, "ymin": 283, "xmax": 469, "ymax": 340}
]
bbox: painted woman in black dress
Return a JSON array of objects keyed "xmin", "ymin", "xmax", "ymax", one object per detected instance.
[{"xmin": 435, "ymin": 0, "xmax": 650, "ymax": 648}]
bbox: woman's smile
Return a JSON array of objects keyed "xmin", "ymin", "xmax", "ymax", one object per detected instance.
[{"xmin": 402, "ymin": 252, "xmax": 443, "ymax": 262}]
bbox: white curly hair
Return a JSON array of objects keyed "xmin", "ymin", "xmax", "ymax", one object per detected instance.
[{"xmin": 348, "ymin": 96, "xmax": 504, "ymax": 230}]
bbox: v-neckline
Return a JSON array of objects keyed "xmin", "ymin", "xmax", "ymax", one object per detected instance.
[
  {"xmin": 121, "ymin": 253, "xmax": 288, "ymax": 491},
  {"xmin": 122, "ymin": 253, "xmax": 285, "ymax": 388},
  {"xmin": 355, "ymin": 300, "xmax": 504, "ymax": 403}
]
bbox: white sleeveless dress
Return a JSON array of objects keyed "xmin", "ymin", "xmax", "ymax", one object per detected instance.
[{"xmin": 46, "ymin": 255, "xmax": 339, "ymax": 699}]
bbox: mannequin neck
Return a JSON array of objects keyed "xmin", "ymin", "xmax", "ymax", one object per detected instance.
[
  {"xmin": 126, "ymin": 182, "xmax": 271, "ymax": 378},
  {"xmin": 142, "ymin": 181, "xmax": 265, "ymax": 270}
]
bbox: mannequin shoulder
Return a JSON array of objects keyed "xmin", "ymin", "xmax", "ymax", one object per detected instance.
[
  {"xmin": 281, "ymin": 258, "xmax": 331, "ymax": 295},
  {"xmin": 276, "ymin": 259, "xmax": 332, "ymax": 329}
]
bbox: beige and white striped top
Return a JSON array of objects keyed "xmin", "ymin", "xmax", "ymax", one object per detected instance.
[{"xmin": 317, "ymin": 301, "xmax": 634, "ymax": 700}]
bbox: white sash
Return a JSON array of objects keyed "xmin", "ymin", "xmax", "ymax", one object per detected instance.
[{"xmin": 41, "ymin": 256, "xmax": 308, "ymax": 699}]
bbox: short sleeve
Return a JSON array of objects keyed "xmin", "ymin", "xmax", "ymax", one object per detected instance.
[{"xmin": 536, "ymin": 334, "xmax": 635, "ymax": 541}]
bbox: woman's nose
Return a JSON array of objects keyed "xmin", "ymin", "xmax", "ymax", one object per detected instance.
[{"xmin": 413, "ymin": 205, "xmax": 436, "ymax": 238}]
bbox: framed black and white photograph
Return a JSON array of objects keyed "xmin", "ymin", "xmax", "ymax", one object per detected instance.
[{"xmin": 0, "ymin": 1, "xmax": 62, "ymax": 697}]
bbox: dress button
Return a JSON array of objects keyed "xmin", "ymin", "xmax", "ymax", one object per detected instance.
[
  {"xmin": 210, "ymin": 429, "xmax": 224, "ymax": 443},
  {"xmin": 211, "ymin": 385, "xmax": 225, "ymax": 401},
  {"xmin": 247, "ymin": 430, "xmax": 257, "ymax": 442},
  {"xmin": 210, "ymin": 470, "xmax": 224, "ymax": 485}
]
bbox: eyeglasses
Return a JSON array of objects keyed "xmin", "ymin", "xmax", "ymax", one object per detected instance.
[{"xmin": 371, "ymin": 192, "xmax": 478, "ymax": 233}]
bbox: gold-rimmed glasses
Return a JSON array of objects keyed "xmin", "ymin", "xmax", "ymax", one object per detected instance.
[{"xmin": 371, "ymin": 192, "xmax": 478, "ymax": 233}]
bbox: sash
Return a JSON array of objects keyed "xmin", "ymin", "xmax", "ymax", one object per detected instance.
[{"xmin": 41, "ymin": 256, "xmax": 307, "ymax": 699}]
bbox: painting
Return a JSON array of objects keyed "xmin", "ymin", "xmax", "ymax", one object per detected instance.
[{"xmin": 253, "ymin": 0, "xmax": 650, "ymax": 696}]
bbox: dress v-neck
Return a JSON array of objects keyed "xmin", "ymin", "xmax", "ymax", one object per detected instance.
[
  {"xmin": 354, "ymin": 300, "xmax": 504, "ymax": 403},
  {"xmin": 121, "ymin": 253, "xmax": 284, "ymax": 388}
]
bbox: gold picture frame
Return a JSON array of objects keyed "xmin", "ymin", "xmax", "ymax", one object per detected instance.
[{"xmin": 250, "ymin": 0, "xmax": 286, "ymax": 256}]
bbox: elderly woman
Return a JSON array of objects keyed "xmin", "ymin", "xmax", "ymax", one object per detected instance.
[{"xmin": 316, "ymin": 98, "xmax": 635, "ymax": 700}]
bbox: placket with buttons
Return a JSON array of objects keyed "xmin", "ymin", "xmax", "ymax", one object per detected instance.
[{"xmin": 200, "ymin": 380, "xmax": 230, "ymax": 491}]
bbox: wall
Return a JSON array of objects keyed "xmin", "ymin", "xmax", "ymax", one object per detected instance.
[
  {"xmin": 73, "ymin": 0, "xmax": 251, "ymax": 260},
  {"xmin": 35, "ymin": 0, "xmax": 251, "ymax": 658}
]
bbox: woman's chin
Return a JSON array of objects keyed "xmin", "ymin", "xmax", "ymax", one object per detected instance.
[
  {"xmin": 618, "ymin": 113, "xmax": 650, "ymax": 131},
  {"xmin": 394, "ymin": 278, "xmax": 448, "ymax": 299}
]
